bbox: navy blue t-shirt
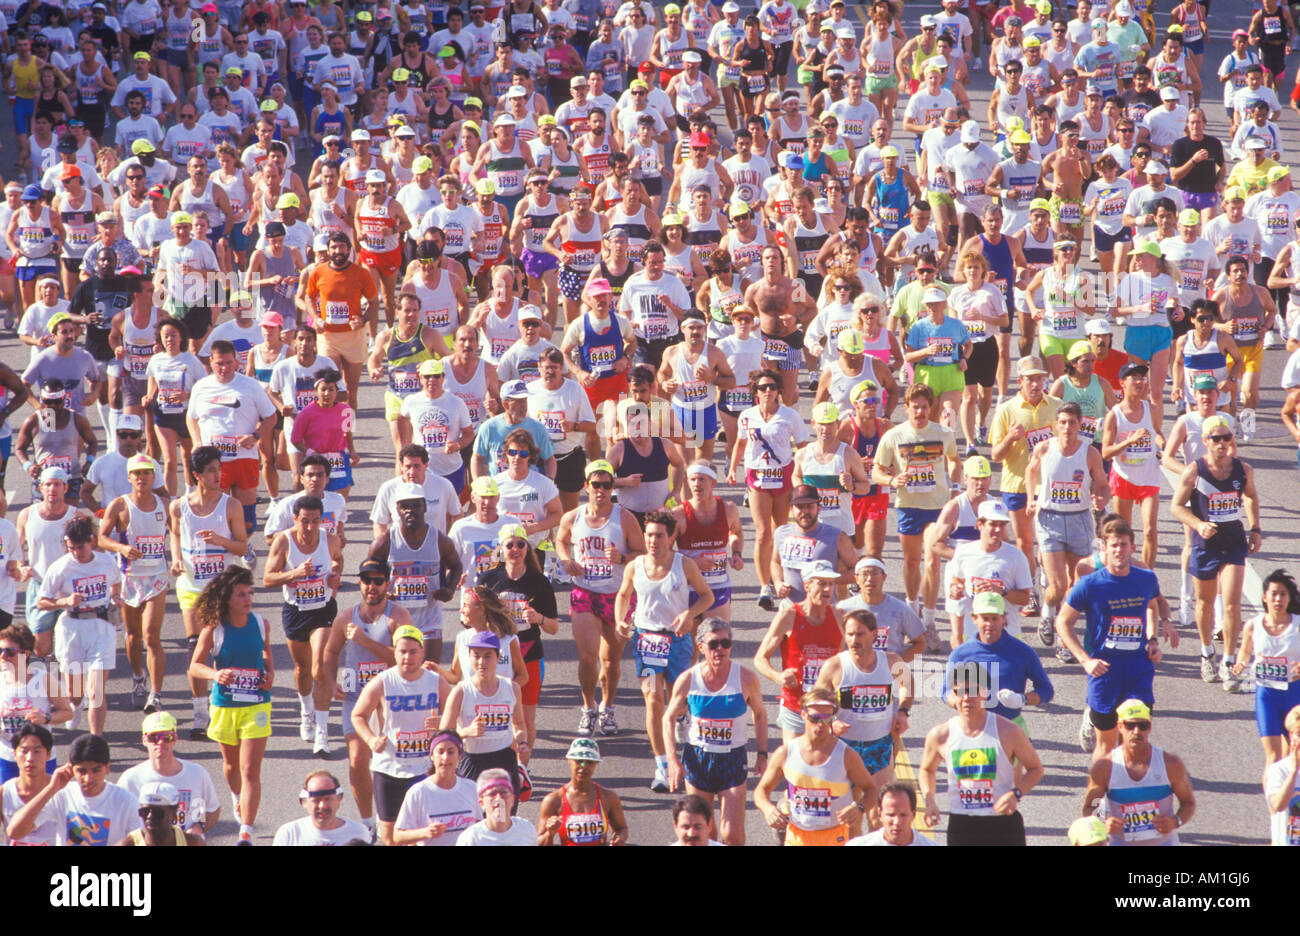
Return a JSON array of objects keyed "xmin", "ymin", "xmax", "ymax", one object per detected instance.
[{"xmin": 1065, "ymin": 566, "xmax": 1160, "ymax": 661}]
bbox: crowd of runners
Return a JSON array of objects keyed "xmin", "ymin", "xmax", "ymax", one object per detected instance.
[{"xmin": 0, "ymin": 0, "xmax": 1297, "ymax": 847}]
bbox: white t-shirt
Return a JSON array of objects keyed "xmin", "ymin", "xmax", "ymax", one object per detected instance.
[
  {"xmin": 265, "ymin": 490, "xmax": 349, "ymax": 540},
  {"xmin": 186, "ymin": 373, "xmax": 277, "ymax": 459},
  {"xmin": 269, "ymin": 355, "xmax": 348, "ymax": 416},
  {"xmin": 619, "ymin": 272, "xmax": 691, "ymax": 342},
  {"xmin": 1264, "ymin": 757, "xmax": 1300, "ymax": 846},
  {"xmin": 525, "ymin": 377, "xmax": 595, "ymax": 456},
  {"xmin": 454, "ymin": 816, "xmax": 538, "ymax": 846},
  {"xmin": 394, "ymin": 775, "xmax": 482, "ymax": 845},
  {"xmin": 492, "ymin": 470, "xmax": 560, "ymax": 547},
  {"xmin": 38, "ymin": 551, "xmax": 124, "ymax": 613},
  {"xmin": 272, "ymin": 815, "xmax": 370, "ymax": 846},
  {"xmin": 942, "ymin": 540, "xmax": 1033, "ymax": 637},
  {"xmin": 399, "ymin": 392, "xmax": 474, "ymax": 476},
  {"xmin": 118, "ymin": 759, "xmax": 221, "ymax": 830},
  {"xmin": 38, "ymin": 781, "xmax": 140, "ymax": 845},
  {"xmin": 448, "ymin": 514, "xmax": 513, "ymax": 589},
  {"xmin": 370, "ymin": 474, "xmax": 460, "ymax": 537},
  {"xmin": 199, "ymin": 319, "xmax": 263, "ymax": 370}
]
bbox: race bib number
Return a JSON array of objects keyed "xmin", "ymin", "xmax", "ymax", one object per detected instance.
[
  {"xmin": 588, "ymin": 344, "xmax": 617, "ymax": 373},
  {"xmin": 905, "ymin": 463, "xmax": 937, "ymax": 492},
  {"xmin": 1103, "ymin": 615, "xmax": 1144, "ymax": 651},
  {"xmin": 788, "ymin": 784, "xmax": 832, "ymax": 824},
  {"xmin": 1205, "ymin": 491, "xmax": 1240, "ymax": 523},
  {"xmin": 680, "ymin": 380, "xmax": 708, "ymax": 403},
  {"xmin": 642, "ymin": 312, "xmax": 672, "ymax": 342},
  {"xmin": 1232, "ymin": 316, "xmax": 1259, "ymax": 344},
  {"xmin": 426, "ymin": 307, "xmax": 452, "ymax": 329},
  {"xmin": 1079, "ymin": 416, "xmax": 1098, "ymax": 441},
  {"xmin": 420, "ymin": 421, "xmax": 449, "ymax": 448},
  {"xmin": 752, "ymin": 466, "xmax": 784, "ymax": 490},
  {"xmin": 699, "ymin": 549, "xmax": 728, "ymax": 579},
  {"xmin": 636, "ymin": 630, "xmax": 672, "ymax": 665},
  {"xmin": 395, "ymin": 729, "xmax": 433, "ymax": 759},
  {"xmin": 800, "ymin": 650, "xmax": 831, "ymax": 691},
  {"xmin": 1048, "ymin": 480, "xmax": 1083, "ymax": 507},
  {"xmin": 538, "ymin": 409, "xmax": 566, "ymax": 440},
  {"xmin": 723, "ymin": 388, "xmax": 752, "ymax": 409},
  {"xmin": 747, "ymin": 74, "xmax": 766, "ymax": 95},
  {"xmin": 962, "ymin": 179, "xmax": 984, "ymax": 197},
  {"xmin": 1121, "ymin": 800, "xmax": 1160, "ymax": 842},
  {"xmin": 228, "ymin": 667, "xmax": 263, "ymax": 703},
  {"xmin": 583, "ymin": 558, "xmax": 613, "ymax": 582},
  {"xmin": 1048, "ymin": 311, "xmax": 1078, "ymax": 333},
  {"xmin": 392, "ymin": 370, "xmax": 421, "ymax": 394},
  {"xmin": 848, "ymin": 684, "xmax": 891, "ymax": 713},
  {"xmin": 1057, "ymin": 201, "xmax": 1082, "ymax": 225},
  {"xmin": 191, "ymin": 549, "xmax": 225, "ymax": 582},
  {"xmin": 925, "ymin": 336, "xmax": 955, "ymax": 365},
  {"xmin": 391, "ymin": 571, "xmax": 430, "ymax": 607},
  {"xmin": 780, "ymin": 534, "xmax": 816, "ymax": 566},
  {"xmin": 1025, "ymin": 426, "xmax": 1054, "ymax": 449},
  {"xmin": 1267, "ymin": 205, "xmax": 1290, "ymax": 233},
  {"xmin": 1256, "ymin": 654, "xmax": 1289, "ymax": 691},
  {"xmin": 474, "ymin": 703, "xmax": 511, "ymax": 732},
  {"xmin": 133, "ymin": 534, "xmax": 166, "ymax": 566},
  {"xmin": 294, "ymin": 576, "xmax": 328, "ymax": 610},
  {"xmin": 694, "ymin": 717, "xmax": 733, "ymax": 746},
  {"xmin": 356, "ymin": 660, "xmax": 386, "ymax": 691},
  {"xmin": 956, "ymin": 778, "xmax": 994, "ymax": 811},
  {"xmin": 817, "ymin": 488, "xmax": 840, "ymax": 513},
  {"xmin": 325, "ymin": 451, "xmax": 347, "ymax": 480},
  {"xmin": 324, "ymin": 300, "xmax": 351, "ymax": 325},
  {"xmin": 872, "ymin": 625, "xmax": 890, "ymax": 650},
  {"xmin": 72, "ymin": 574, "xmax": 108, "ymax": 606},
  {"xmin": 212, "ymin": 435, "xmax": 241, "ymax": 458}
]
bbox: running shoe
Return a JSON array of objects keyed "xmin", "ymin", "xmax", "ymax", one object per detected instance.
[
  {"xmin": 923, "ymin": 619, "xmax": 942, "ymax": 652},
  {"xmin": 650, "ymin": 767, "xmax": 670, "ymax": 793},
  {"xmin": 68, "ymin": 701, "xmax": 85, "ymax": 734},
  {"xmin": 143, "ymin": 692, "xmax": 164, "ymax": 715},
  {"xmin": 237, "ymin": 833, "xmax": 253, "ymax": 846},
  {"xmin": 1056, "ymin": 645, "xmax": 1076, "ymax": 664},
  {"xmin": 130, "ymin": 675, "xmax": 148, "ymax": 709},
  {"xmin": 300, "ymin": 712, "xmax": 313, "ymax": 742},
  {"xmin": 965, "ymin": 444, "xmax": 979, "ymax": 458},
  {"xmin": 1264, "ymin": 331, "xmax": 1281, "ymax": 350},
  {"xmin": 313, "ymin": 726, "xmax": 332, "ymax": 757},
  {"xmin": 190, "ymin": 708, "xmax": 209, "ymax": 741},
  {"xmin": 1221, "ymin": 659, "xmax": 1242, "ymax": 693},
  {"xmin": 1079, "ymin": 707, "xmax": 1095, "ymax": 754},
  {"xmin": 1023, "ymin": 592, "xmax": 1041, "ymax": 617},
  {"xmin": 517, "ymin": 764, "xmax": 533, "ymax": 802},
  {"xmin": 977, "ymin": 425, "xmax": 989, "ymax": 446},
  {"xmin": 577, "ymin": 707, "xmax": 597, "ymax": 737},
  {"xmin": 758, "ymin": 584, "xmax": 777, "ymax": 612},
  {"xmin": 597, "ymin": 707, "xmax": 618, "ymax": 736},
  {"xmin": 806, "ymin": 374, "xmax": 818, "ymax": 392},
  {"xmin": 971, "ymin": 56, "xmax": 982, "ymax": 70},
  {"xmin": 1201, "ymin": 652, "xmax": 1219, "ymax": 683},
  {"xmin": 1037, "ymin": 614, "xmax": 1056, "ymax": 646}
]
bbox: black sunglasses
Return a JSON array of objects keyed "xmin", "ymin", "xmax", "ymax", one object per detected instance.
[
  {"xmin": 588, "ymin": 479, "xmax": 613, "ymax": 490},
  {"xmin": 1122, "ymin": 720, "xmax": 1151, "ymax": 731},
  {"xmin": 359, "ymin": 575, "xmax": 386, "ymax": 585},
  {"xmin": 706, "ymin": 638, "xmax": 732, "ymax": 650}
]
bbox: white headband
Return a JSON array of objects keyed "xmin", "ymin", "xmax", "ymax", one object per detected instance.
[{"xmin": 686, "ymin": 463, "xmax": 717, "ymax": 480}]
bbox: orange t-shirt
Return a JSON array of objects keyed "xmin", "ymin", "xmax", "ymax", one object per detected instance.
[{"xmin": 305, "ymin": 262, "xmax": 377, "ymax": 333}]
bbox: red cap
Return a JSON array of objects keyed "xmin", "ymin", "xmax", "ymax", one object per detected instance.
[
  {"xmin": 61, "ymin": 165, "xmax": 82, "ymax": 180},
  {"xmin": 638, "ymin": 61, "xmax": 655, "ymax": 73},
  {"xmin": 689, "ymin": 131, "xmax": 710, "ymax": 148}
]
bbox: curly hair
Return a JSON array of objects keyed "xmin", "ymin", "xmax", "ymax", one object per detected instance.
[
  {"xmin": 194, "ymin": 566, "xmax": 255, "ymax": 631},
  {"xmin": 465, "ymin": 584, "xmax": 517, "ymax": 637}
]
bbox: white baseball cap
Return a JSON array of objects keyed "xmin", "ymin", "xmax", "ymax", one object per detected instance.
[
  {"xmin": 960, "ymin": 120, "xmax": 981, "ymax": 144},
  {"xmin": 977, "ymin": 500, "xmax": 1011, "ymax": 523}
]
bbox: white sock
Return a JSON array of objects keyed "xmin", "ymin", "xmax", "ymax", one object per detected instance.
[
  {"xmin": 361, "ymin": 815, "xmax": 375, "ymax": 831},
  {"xmin": 109, "ymin": 407, "xmax": 122, "ymax": 436},
  {"xmin": 232, "ymin": 792, "xmax": 242, "ymax": 816},
  {"xmin": 95, "ymin": 402, "xmax": 111, "ymax": 435},
  {"xmin": 314, "ymin": 709, "xmax": 328, "ymax": 731},
  {"xmin": 1201, "ymin": 644, "xmax": 1214, "ymax": 657},
  {"xmin": 239, "ymin": 823, "xmax": 253, "ymax": 839},
  {"xmin": 922, "ymin": 607, "xmax": 936, "ymax": 626},
  {"xmin": 299, "ymin": 693, "xmax": 314, "ymax": 716},
  {"xmin": 193, "ymin": 695, "xmax": 208, "ymax": 715}
]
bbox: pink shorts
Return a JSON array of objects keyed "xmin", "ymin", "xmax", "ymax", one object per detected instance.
[
  {"xmin": 745, "ymin": 463, "xmax": 794, "ymax": 495},
  {"xmin": 1108, "ymin": 468, "xmax": 1159, "ymax": 503},
  {"xmin": 570, "ymin": 586, "xmax": 635, "ymax": 627}
]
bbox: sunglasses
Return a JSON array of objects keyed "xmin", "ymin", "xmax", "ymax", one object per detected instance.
[
  {"xmin": 804, "ymin": 711, "xmax": 836, "ymax": 723},
  {"xmin": 756, "ymin": 384, "xmax": 779, "ymax": 392},
  {"xmin": 1193, "ymin": 316, "xmax": 1215, "ymax": 323},
  {"xmin": 505, "ymin": 448, "xmax": 530, "ymax": 458},
  {"xmin": 117, "ymin": 431, "xmax": 142, "ymax": 439},
  {"xmin": 0, "ymin": 647, "xmax": 20, "ymax": 658},
  {"xmin": 144, "ymin": 732, "xmax": 176, "ymax": 743},
  {"xmin": 1122, "ymin": 720, "xmax": 1151, "ymax": 731},
  {"xmin": 360, "ymin": 575, "xmax": 386, "ymax": 585},
  {"xmin": 588, "ymin": 480, "xmax": 613, "ymax": 490},
  {"xmin": 139, "ymin": 806, "xmax": 172, "ymax": 817},
  {"xmin": 833, "ymin": 283, "xmax": 852, "ymax": 291},
  {"xmin": 1207, "ymin": 434, "xmax": 1232, "ymax": 443},
  {"xmin": 706, "ymin": 638, "xmax": 733, "ymax": 650},
  {"xmin": 504, "ymin": 540, "xmax": 528, "ymax": 550},
  {"xmin": 422, "ymin": 372, "xmax": 444, "ymax": 379}
]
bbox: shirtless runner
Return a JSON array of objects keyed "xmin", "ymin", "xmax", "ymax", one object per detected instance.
[
  {"xmin": 743, "ymin": 244, "xmax": 816, "ymax": 406},
  {"xmin": 1040, "ymin": 120, "xmax": 1091, "ymax": 248}
]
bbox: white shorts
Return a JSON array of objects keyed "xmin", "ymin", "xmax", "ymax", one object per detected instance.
[{"xmin": 53, "ymin": 615, "xmax": 116, "ymax": 671}]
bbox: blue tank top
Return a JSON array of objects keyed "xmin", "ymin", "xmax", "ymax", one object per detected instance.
[
  {"xmin": 980, "ymin": 233, "xmax": 1015, "ymax": 308},
  {"xmin": 210, "ymin": 614, "xmax": 270, "ymax": 708},
  {"xmin": 851, "ymin": 416, "xmax": 882, "ymax": 497},
  {"xmin": 314, "ymin": 107, "xmax": 347, "ymax": 145},
  {"xmin": 579, "ymin": 313, "xmax": 624, "ymax": 377},
  {"xmin": 802, "ymin": 152, "xmax": 832, "ymax": 183},
  {"xmin": 1191, "ymin": 457, "xmax": 1246, "ymax": 552},
  {"xmin": 617, "ymin": 435, "xmax": 668, "ymax": 484},
  {"xmin": 872, "ymin": 171, "xmax": 910, "ymax": 235}
]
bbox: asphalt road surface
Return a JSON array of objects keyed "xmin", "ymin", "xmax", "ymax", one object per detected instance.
[{"xmin": 6, "ymin": 5, "xmax": 1297, "ymax": 847}]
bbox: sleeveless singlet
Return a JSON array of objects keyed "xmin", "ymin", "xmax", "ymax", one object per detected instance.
[
  {"xmin": 678, "ymin": 497, "xmax": 732, "ymax": 593},
  {"xmin": 1104, "ymin": 745, "xmax": 1179, "ymax": 846},
  {"xmin": 943, "ymin": 713, "xmax": 1016, "ymax": 817},
  {"xmin": 833, "ymin": 648, "xmax": 895, "ymax": 743},
  {"xmin": 687, "ymin": 662, "xmax": 749, "ymax": 754},
  {"xmin": 371, "ymin": 666, "xmax": 442, "ymax": 777},
  {"xmin": 1037, "ymin": 439, "xmax": 1092, "ymax": 513}
]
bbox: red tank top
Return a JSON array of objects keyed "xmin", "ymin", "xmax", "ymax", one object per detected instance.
[
  {"xmin": 779, "ymin": 603, "xmax": 842, "ymax": 712},
  {"xmin": 559, "ymin": 786, "xmax": 607, "ymax": 846},
  {"xmin": 678, "ymin": 497, "xmax": 729, "ymax": 553}
]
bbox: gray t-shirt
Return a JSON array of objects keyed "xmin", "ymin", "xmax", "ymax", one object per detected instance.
[
  {"xmin": 773, "ymin": 520, "xmax": 842, "ymax": 603},
  {"xmin": 22, "ymin": 347, "xmax": 98, "ymax": 414},
  {"xmin": 835, "ymin": 594, "xmax": 925, "ymax": 656}
]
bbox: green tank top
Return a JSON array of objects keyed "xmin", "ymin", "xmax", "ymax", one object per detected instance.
[
  {"xmin": 386, "ymin": 325, "xmax": 433, "ymax": 397},
  {"xmin": 1060, "ymin": 373, "xmax": 1104, "ymax": 420},
  {"xmin": 910, "ymin": 42, "xmax": 941, "ymax": 83}
]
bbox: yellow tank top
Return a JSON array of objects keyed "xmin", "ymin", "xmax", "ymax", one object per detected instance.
[
  {"xmin": 909, "ymin": 41, "xmax": 941, "ymax": 83},
  {"xmin": 11, "ymin": 57, "xmax": 39, "ymax": 99},
  {"xmin": 127, "ymin": 826, "xmax": 191, "ymax": 846}
]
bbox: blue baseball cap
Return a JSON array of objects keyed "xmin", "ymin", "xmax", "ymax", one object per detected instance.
[{"xmin": 21, "ymin": 184, "xmax": 43, "ymax": 201}]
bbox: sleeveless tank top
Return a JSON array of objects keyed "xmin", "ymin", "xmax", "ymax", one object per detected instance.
[
  {"xmin": 559, "ymin": 786, "xmax": 608, "ymax": 846},
  {"xmin": 390, "ymin": 522, "xmax": 442, "ymax": 626},
  {"xmin": 679, "ymin": 497, "xmax": 731, "ymax": 591},
  {"xmin": 834, "ymin": 648, "xmax": 895, "ymax": 743},
  {"xmin": 386, "ymin": 325, "xmax": 433, "ymax": 399},
  {"xmin": 122, "ymin": 496, "xmax": 168, "ymax": 577},
  {"xmin": 569, "ymin": 504, "xmax": 628, "ymax": 595},
  {"xmin": 457, "ymin": 675, "xmax": 516, "ymax": 755},
  {"xmin": 980, "ymin": 233, "xmax": 1016, "ymax": 308},
  {"xmin": 372, "ymin": 666, "xmax": 442, "ymax": 777},
  {"xmin": 950, "ymin": 493, "xmax": 979, "ymax": 541},
  {"xmin": 632, "ymin": 553, "xmax": 689, "ymax": 632},
  {"xmin": 1181, "ymin": 332, "xmax": 1229, "ymax": 404},
  {"xmin": 943, "ymin": 714, "xmax": 1015, "ymax": 817},
  {"xmin": 121, "ymin": 310, "xmax": 158, "ymax": 384},
  {"xmin": 1112, "ymin": 401, "xmax": 1162, "ymax": 488},
  {"xmin": 1060, "ymin": 375, "xmax": 1105, "ymax": 442},
  {"xmin": 615, "ymin": 437, "xmax": 670, "ymax": 512},
  {"xmin": 33, "ymin": 414, "xmax": 81, "ymax": 481},
  {"xmin": 669, "ymin": 342, "xmax": 713, "ymax": 411},
  {"xmin": 1250, "ymin": 613, "xmax": 1300, "ymax": 692},
  {"xmin": 341, "ymin": 601, "xmax": 393, "ymax": 697},
  {"xmin": 1105, "ymin": 745, "xmax": 1179, "ymax": 846},
  {"xmin": 1190, "ymin": 456, "xmax": 1247, "ymax": 552},
  {"xmin": 851, "ymin": 416, "xmax": 882, "ymax": 498},
  {"xmin": 780, "ymin": 602, "xmax": 842, "ymax": 712},
  {"xmin": 798, "ymin": 443, "xmax": 852, "ymax": 536},
  {"xmin": 783, "ymin": 739, "xmax": 852, "ymax": 831},
  {"xmin": 1221, "ymin": 285, "xmax": 1267, "ymax": 347},
  {"xmin": 179, "ymin": 494, "xmax": 235, "ymax": 588},
  {"xmin": 59, "ymin": 191, "xmax": 96, "ymax": 259},
  {"xmin": 210, "ymin": 614, "xmax": 269, "ymax": 708},
  {"xmin": 441, "ymin": 358, "xmax": 489, "ymax": 427},
  {"xmin": 1037, "ymin": 439, "xmax": 1092, "ymax": 513},
  {"xmin": 282, "ymin": 532, "xmax": 334, "ymax": 609},
  {"xmin": 687, "ymin": 662, "xmax": 749, "ymax": 753},
  {"xmin": 24, "ymin": 504, "xmax": 73, "ymax": 578}
]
